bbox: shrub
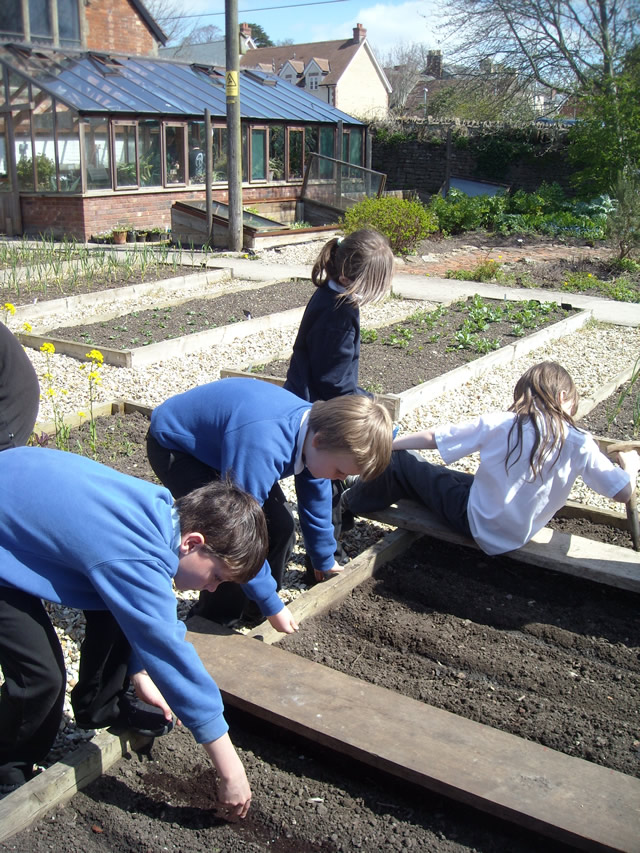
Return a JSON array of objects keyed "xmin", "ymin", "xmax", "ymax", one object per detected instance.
[
  {"xmin": 606, "ymin": 171, "xmax": 640, "ymax": 261},
  {"xmin": 342, "ymin": 196, "xmax": 438, "ymax": 255}
]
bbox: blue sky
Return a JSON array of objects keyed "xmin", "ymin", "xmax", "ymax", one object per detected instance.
[{"xmin": 161, "ymin": 0, "xmax": 442, "ymax": 58}]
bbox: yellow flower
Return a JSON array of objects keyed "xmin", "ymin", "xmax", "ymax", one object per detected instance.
[
  {"xmin": 88, "ymin": 371, "xmax": 102, "ymax": 384},
  {"xmin": 587, "ymin": 273, "xmax": 592, "ymax": 278},
  {"xmin": 86, "ymin": 349, "xmax": 104, "ymax": 364},
  {"xmin": 78, "ymin": 411, "xmax": 87, "ymax": 418},
  {"xmin": 47, "ymin": 387, "xmax": 56, "ymax": 397},
  {"xmin": 3, "ymin": 302, "xmax": 15, "ymax": 315},
  {"xmin": 40, "ymin": 342, "xmax": 56, "ymax": 354},
  {"xmin": 22, "ymin": 321, "xmax": 33, "ymax": 333}
]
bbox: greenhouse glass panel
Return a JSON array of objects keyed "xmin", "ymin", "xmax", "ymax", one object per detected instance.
[
  {"xmin": 139, "ymin": 119, "xmax": 161, "ymax": 187},
  {"xmin": 289, "ymin": 128, "xmax": 303, "ymax": 180},
  {"xmin": 56, "ymin": 103, "xmax": 80, "ymax": 192},
  {"xmin": 269, "ymin": 125, "xmax": 284, "ymax": 180},
  {"xmin": 212, "ymin": 126, "xmax": 227, "ymax": 182},
  {"xmin": 0, "ymin": 117, "xmax": 9, "ymax": 191},
  {"xmin": 84, "ymin": 116, "xmax": 111, "ymax": 190},
  {"xmin": 188, "ymin": 120, "xmax": 205, "ymax": 184},
  {"xmin": 251, "ymin": 128, "xmax": 266, "ymax": 181},
  {"xmin": 165, "ymin": 124, "xmax": 185, "ymax": 184},
  {"xmin": 115, "ymin": 123, "xmax": 138, "ymax": 187},
  {"xmin": 32, "ymin": 92, "xmax": 56, "ymax": 190}
]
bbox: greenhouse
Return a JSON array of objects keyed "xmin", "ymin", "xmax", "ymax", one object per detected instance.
[{"xmin": 0, "ymin": 43, "xmax": 367, "ymax": 240}]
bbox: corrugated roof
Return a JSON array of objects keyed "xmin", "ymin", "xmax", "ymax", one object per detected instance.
[{"xmin": 0, "ymin": 45, "xmax": 363, "ymax": 124}]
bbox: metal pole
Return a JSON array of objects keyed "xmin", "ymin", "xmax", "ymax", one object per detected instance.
[
  {"xmin": 225, "ymin": 0, "xmax": 243, "ymax": 250},
  {"xmin": 204, "ymin": 108, "xmax": 213, "ymax": 247}
]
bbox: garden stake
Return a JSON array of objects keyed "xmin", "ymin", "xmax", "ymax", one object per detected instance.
[{"xmin": 606, "ymin": 441, "xmax": 640, "ymax": 551}]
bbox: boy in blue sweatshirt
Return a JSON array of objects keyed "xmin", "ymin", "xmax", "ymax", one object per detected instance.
[
  {"xmin": 147, "ymin": 377, "xmax": 392, "ymax": 621},
  {"xmin": 0, "ymin": 446, "xmax": 274, "ymax": 817}
]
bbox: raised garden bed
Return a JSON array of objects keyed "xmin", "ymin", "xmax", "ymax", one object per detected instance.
[
  {"xmin": 43, "ymin": 279, "xmax": 315, "ymax": 351},
  {"xmin": 19, "ymin": 279, "xmax": 314, "ymax": 368},
  {"xmin": 226, "ymin": 298, "xmax": 591, "ymax": 419}
]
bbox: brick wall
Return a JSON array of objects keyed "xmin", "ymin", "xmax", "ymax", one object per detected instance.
[
  {"xmin": 371, "ymin": 120, "xmax": 574, "ymax": 199},
  {"xmin": 20, "ymin": 184, "xmax": 304, "ymax": 241},
  {"xmin": 85, "ymin": 0, "xmax": 158, "ymax": 55}
]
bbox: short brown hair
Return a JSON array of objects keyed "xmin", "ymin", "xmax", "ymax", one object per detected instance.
[
  {"xmin": 308, "ymin": 395, "xmax": 392, "ymax": 480},
  {"xmin": 175, "ymin": 479, "xmax": 268, "ymax": 583}
]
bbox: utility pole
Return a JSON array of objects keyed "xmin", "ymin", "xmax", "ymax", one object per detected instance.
[{"xmin": 225, "ymin": 0, "xmax": 242, "ymax": 250}]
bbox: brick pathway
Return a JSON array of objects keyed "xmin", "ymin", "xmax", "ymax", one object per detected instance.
[{"xmin": 401, "ymin": 243, "xmax": 612, "ymax": 277}]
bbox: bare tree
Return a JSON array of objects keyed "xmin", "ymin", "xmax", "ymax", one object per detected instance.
[
  {"xmin": 143, "ymin": 0, "xmax": 191, "ymax": 45},
  {"xmin": 440, "ymin": 0, "xmax": 640, "ymax": 97},
  {"xmin": 380, "ymin": 42, "xmax": 432, "ymax": 113}
]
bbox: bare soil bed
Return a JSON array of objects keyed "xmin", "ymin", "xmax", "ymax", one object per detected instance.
[
  {"xmin": 44, "ymin": 280, "xmax": 315, "ymax": 349},
  {"xmin": 252, "ymin": 297, "xmax": 575, "ymax": 395}
]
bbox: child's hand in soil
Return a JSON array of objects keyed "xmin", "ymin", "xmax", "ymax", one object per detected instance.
[{"xmin": 267, "ymin": 606, "xmax": 299, "ymax": 634}]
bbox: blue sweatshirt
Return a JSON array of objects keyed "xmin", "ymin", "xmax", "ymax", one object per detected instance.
[
  {"xmin": 0, "ymin": 446, "xmax": 229, "ymax": 744},
  {"xmin": 149, "ymin": 378, "xmax": 336, "ymax": 577},
  {"xmin": 284, "ymin": 283, "xmax": 367, "ymax": 402}
]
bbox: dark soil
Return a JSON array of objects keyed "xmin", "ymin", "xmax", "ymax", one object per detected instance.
[
  {"xmin": 281, "ymin": 538, "xmax": 640, "ymax": 778},
  {"xmin": 579, "ymin": 375, "xmax": 640, "ymax": 443},
  {"xmin": 253, "ymin": 297, "xmax": 575, "ymax": 395},
  {"xmin": 0, "ymin": 263, "xmax": 219, "ymax": 307},
  {"xmin": 45, "ymin": 280, "xmax": 316, "ymax": 350}
]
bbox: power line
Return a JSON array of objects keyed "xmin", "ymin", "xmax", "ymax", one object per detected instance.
[{"xmin": 159, "ymin": 0, "xmax": 350, "ymax": 20}]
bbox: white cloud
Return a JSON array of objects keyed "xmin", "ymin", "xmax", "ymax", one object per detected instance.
[{"xmin": 308, "ymin": 2, "xmax": 441, "ymax": 55}]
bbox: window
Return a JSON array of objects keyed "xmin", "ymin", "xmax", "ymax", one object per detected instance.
[
  {"xmin": 269, "ymin": 125, "xmax": 284, "ymax": 180},
  {"xmin": 0, "ymin": 0, "xmax": 81, "ymax": 46},
  {"xmin": 288, "ymin": 128, "xmax": 303, "ymax": 180},
  {"xmin": 114, "ymin": 122, "xmax": 138, "ymax": 188},
  {"xmin": 0, "ymin": 117, "xmax": 9, "ymax": 191},
  {"xmin": 165, "ymin": 124, "xmax": 186, "ymax": 184},
  {"xmin": 32, "ymin": 89, "xmax": 56, "ymax": 190},
  {"xmin": 250, "ymin": 127, "xmax": 267, "ymax": 181},
  {"xmin": 212, "ymin": 125, "xmax": 227, "ymax": 182},
  {"xmin": 84, "ymin": 117, "xmax": 111, "ymax": 190},
  {"xmin": 188, "ymin": 120, "xmax": 205, "ymax": 184},
  {"xmin": 342, "ymin": 127, "xmax": 364, "ymax": 166},
  {"xmin": 139, "ymin": 120, "xmax": 161, "ymax": 187},
  {"xmin": 56, "ymin": 102, "xmax": 80, "ymax": 192},
  {"xmin": 308, "ymin": 75, "xmax": 319, "ymax": 91}
]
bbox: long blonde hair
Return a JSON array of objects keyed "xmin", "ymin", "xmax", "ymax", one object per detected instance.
[
  {"xmin": 506, "ymin": 361, "xmax": 579, "ymax": 480},
  {"xmin": 311, "ymin": 229, "xmax": 394, "ymax": 306}
]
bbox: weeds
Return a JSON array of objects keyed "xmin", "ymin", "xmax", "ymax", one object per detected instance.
[{"xmin": 606, "ymin": 357, "xmax": 640, "ymax": 437}]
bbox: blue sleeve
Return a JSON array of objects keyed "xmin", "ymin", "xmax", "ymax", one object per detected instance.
[
  {"xmin": 241, "ymin": 560, "xmax": 284, "ymax": 616},
  {"xmin": 294, "ymin": 472, "xmax": 336, "ymax": 573},
  {"xmin": 88, "ymin": 560, "xmax": 228, "ymax": 744}
]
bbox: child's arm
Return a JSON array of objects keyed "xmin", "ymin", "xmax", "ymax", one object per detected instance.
[
  {"xmin": 392, "ymin": 429, "xmax": 437, "ymax": 451},
  {"xmin": 201, "ymin": 732, "xmax": 252, "ymax": 818},
  {"xmin": 612, "ymin": 450, "xmax": 640, "ymax": 503}
]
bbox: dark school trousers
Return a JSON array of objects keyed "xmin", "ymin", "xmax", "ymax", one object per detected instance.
[
  {"xmin": 0, "ymin": 588, "xmax": 131, "ymax": 787},
  {"xmin": 344, "ymin": 449, "xmax": 474, "ymax": 539},
  {"xmin": 146, "ymin": 431, "xmax": 295, "ymax": 623}
]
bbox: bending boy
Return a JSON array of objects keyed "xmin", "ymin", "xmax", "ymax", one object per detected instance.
[
  {"xmin": 147, "ymin": 377, "xmax": 392, "ymax": 621},
  {"xmin": 0, "ymin": 446, "xmax": 269, "ymax": 816}
]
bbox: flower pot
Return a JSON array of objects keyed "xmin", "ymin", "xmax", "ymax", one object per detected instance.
[
  {"xmin": 112, "ymin": 230, "xmax": 127, "ymax": 245},
  {"xmin": 126, "ymin": 231, "xmax": 136, "ymax": 243},
  {"xmin": 136, "ymin": 232, "xmax": 147, "ymax": 243},
  {"xmin": 147, "ymin": 232, "xmax": 162, "ymax": 243}
]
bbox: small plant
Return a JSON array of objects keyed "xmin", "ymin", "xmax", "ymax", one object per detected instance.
[{"xmin": 360, "ymin": 328, "xmax": 379, "ymax": 343}]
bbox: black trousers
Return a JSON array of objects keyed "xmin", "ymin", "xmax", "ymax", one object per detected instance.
[
  {"xmin": 0, "ymin": 588, "xmax": 131, "ymax": 787},
  {"xmin": 146, "ymin": 431, "xmax": 295, "ymax": 623}
]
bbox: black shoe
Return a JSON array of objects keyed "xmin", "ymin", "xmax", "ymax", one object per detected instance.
[{"xmin": 109, "ymin": 693, "xmax": 174, "ymax": 738}]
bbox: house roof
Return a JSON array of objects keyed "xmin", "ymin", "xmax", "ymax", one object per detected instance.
[
  {"xmin": 0, "ymin": 44, "xmax": 363, "ymax": 124},
  {"xmin": 241, "ymin": 38, "xmax": 358, "ymax": 86}
]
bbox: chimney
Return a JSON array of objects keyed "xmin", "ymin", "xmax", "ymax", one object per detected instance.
[
  {"xmin": 352, "ymin": 23, "xmax": 366, "ymax": 44},
  {"xmin": 240, "ymin": 22, "xmax": 252, "ymax": 40},
  {"xmin": 426, "ymin": 49, "xmax": 442, "ymax": 79}
]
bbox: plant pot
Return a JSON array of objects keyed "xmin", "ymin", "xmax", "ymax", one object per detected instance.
[
  {"xmin": 136, "ymin": 232, "xmax": 147, "ymax": 243},
  {"xmin": 112, "ymin": 230, "xmax": 127, "ymax": 245},
  {"xmin": 126, "ymin": 231, "xmax": 136, "ymax": 243},
  {"xmin": 147, "ymin": 232, "xmax": 162, "ymax": 243}
]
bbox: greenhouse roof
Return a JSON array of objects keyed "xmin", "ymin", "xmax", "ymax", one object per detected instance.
[{"xmin": 0, "ymin": 44, "xmax": 363, "ymax": 125}]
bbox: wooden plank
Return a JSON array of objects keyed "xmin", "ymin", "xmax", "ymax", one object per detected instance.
[
  {"xmin": 0, "ymin": 731, "xmax": 150, "ymax": 843},
  {"xmin": 245, "ymin": 528, "xmax": 421, "ymax": 644},
  {"xmin": 187, "ymin": 629, "xmax": 640, "ymax": 852},
  {"xmin": 558, "ymin": 500, "xmax": 628, "ymax": 530},
  {"xmin": 360, "ymin": 501, "xmax": 640, "ymax": 592}
]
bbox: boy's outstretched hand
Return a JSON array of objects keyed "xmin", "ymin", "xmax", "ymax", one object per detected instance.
[
  {"xmin": 267, "ymin": 606, "xmax": 299, "ymax": 633},
  {"xmin": 130, "ymin": 670, "xmax": 175, "ymax": 723}
]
